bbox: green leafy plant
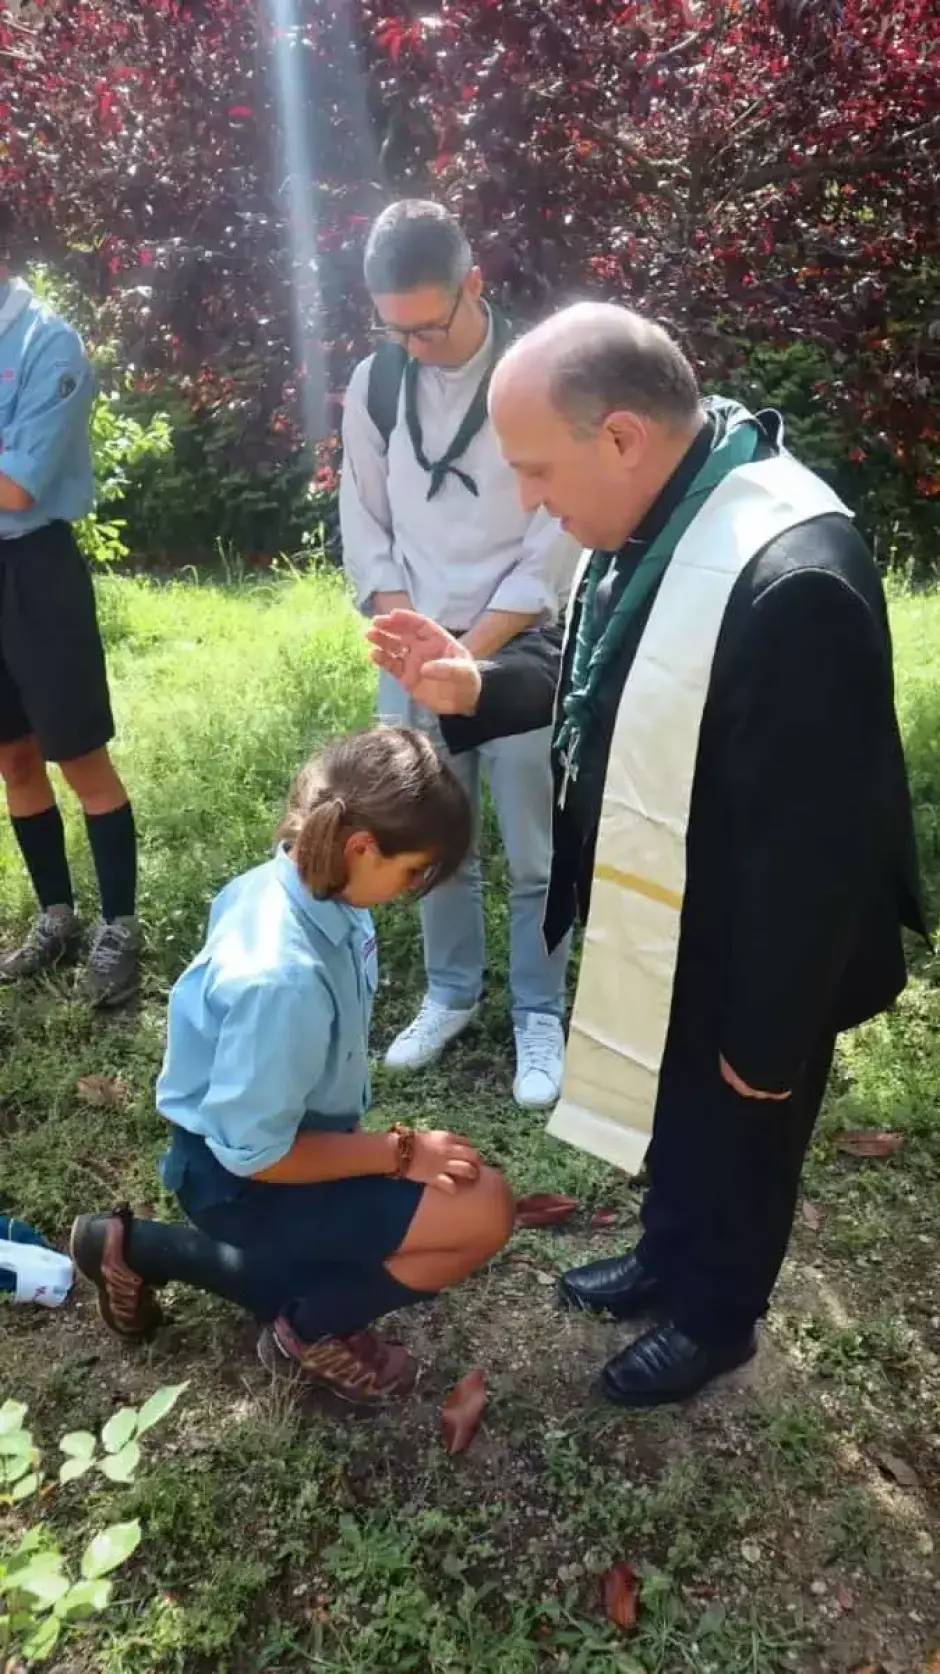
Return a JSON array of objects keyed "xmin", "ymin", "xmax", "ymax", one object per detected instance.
[
  {"xmin": 0, "ymin": 1383, "xmax": 187, "ymax": 1666},
  {"xmin": 76, "ymin": 387, "xmax": 173, "ymax": 567},
  {"xmin": 27, "ymin": 264, "xmax": 173, "ymax": 568}
]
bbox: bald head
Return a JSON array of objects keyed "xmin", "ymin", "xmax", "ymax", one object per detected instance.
[
  {"xmin": 490, "ymin": 304, "xmax": 705, "ymax": 550},
  {"xmin": 492, "ymin": 303, "xmax": 700, "ymax": 436}
]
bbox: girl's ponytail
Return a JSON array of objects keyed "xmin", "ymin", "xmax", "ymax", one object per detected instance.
[{"xmin": 290, "ymin": 794, "xmax": 348, "ymax": 896}]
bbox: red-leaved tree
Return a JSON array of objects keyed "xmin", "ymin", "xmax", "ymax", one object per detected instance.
[{"xmin": 1, "ymin": 0, "xmax": 937, "ymax": 563}]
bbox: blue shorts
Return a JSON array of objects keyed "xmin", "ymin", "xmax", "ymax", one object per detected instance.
[{"xmin": 161, "ymin": 1127, "xmax": 425, "ymax": 1319}]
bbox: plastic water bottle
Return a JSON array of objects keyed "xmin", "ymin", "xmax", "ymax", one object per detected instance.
[{"xmin": 0, "ymin": 1216, "xmax": 73, "ymax": 1308}]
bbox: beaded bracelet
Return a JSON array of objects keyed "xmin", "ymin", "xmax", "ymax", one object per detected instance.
[{"xmin": 389, "ymin": 1122, "xmax": 416, "ymax": 1178}]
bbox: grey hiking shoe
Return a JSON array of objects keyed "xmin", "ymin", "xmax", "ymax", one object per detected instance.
[
  {"xmin": 0, "ymin": 905, "xmax": 82, "ymax": 982},
  {"xmin": 83, "ymin": 917, "xmax": 142, "ymax": 1009}
]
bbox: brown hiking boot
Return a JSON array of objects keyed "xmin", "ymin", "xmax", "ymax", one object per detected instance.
[
  {"xmin": 257, "ymin": 1316, "xmax": 417, "ymax": 1407},
  {"xmin": 70, "ymin": 1208, "xmax": 163, "ymax": 1342}
]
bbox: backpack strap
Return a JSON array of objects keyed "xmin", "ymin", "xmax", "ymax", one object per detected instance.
[{"xmin": 366, "ymin": 341, "xmax": 408, "ymax": 451}]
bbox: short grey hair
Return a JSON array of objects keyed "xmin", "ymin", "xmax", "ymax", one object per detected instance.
[
  {"xmin": 364, "ymin": 200, "xmax": 472, "ymax": 296},
  {"xmin": 547, "ymin": 308, "xmax": 700, "ymax": 436}
]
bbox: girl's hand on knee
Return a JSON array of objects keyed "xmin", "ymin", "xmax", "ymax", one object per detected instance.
[{"xmin": 408, "ymin": 1131, "xmax": 482, "ymax": 1195}]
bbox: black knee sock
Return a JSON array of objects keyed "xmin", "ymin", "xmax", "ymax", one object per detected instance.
[
  {"xmin": 10, "ymin": 806, "xmax": 74, "ymax": 911},
  {"xmin": 84, "ymin": 802, "xmax": 137, "ymax": 921},
  {"xmin": 125, "ymin": 1218, "xmax": 259, "ymax": 1311},
  {"xmin": 125, "ymin": 1218, "xmax": 435, "ymax": 1336},
  {"xmin": 289, "ymin": 1266, "xmax": 437, "ymax": 1342}
]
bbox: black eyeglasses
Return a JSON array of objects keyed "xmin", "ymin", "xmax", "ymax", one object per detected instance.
[{"xmin": 371, "ymin": 289, "xmax": 464, "ymax": 347}]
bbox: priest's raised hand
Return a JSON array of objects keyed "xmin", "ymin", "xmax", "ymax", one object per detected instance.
[{"xmin": 367, "ymin": 610, "xmax": 482, "ymax": 716}]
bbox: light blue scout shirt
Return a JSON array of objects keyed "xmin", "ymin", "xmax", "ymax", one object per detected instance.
[
  {"xmin": 156, "ymin": 845, "xmax": 379, "ymax": 1178},
  {"xmin": 0, "ymin": 277, "xmax": 96, "ymax": 538}
]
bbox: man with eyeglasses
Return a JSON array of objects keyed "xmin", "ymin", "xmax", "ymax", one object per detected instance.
[{"xmin": 340, "ymin": 200, "xmax": 578, "ymax": 1107}]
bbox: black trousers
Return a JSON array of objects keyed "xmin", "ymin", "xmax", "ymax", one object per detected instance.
[{"xmin": 636, "ymin": 1032, "xmax": 836, "ymax": 1347}]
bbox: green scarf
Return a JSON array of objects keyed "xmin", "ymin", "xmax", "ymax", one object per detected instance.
[
  {"xmin": 404, "ymin": 308, "xmax": 513, "ymax": 500},
  {"xmin": 555, "ymin": 399, "xmax": 764, "ymax": 804}
]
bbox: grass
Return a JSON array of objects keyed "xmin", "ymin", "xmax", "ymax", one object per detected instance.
[{"xmin": 1, "ymin": 567, "xmax": 938, "ymax": 1674}]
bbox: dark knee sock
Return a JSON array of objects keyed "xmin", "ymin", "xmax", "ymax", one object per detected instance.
[
  {"xmin": 124, "ymin": 1218, "xmax": 258, "ymax": 1311},
  {"xmin": 84, "ymin": 802, "xmax": 137, "ymax": 921},
  {"xmin": 11, "ymin": 806, "xmax": 74, "ymax": 910},
  {"xmin": 289, "ymin": 1266, "xmax": 437, "ymax": 1343},
  {"xmin": 123, "ymin": 1221, "xmax": 434, "ymax": 1335}
]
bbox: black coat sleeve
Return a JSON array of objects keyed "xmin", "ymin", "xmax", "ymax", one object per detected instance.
[
  {"xmin": 438, "ymin": 625, "xmax": 563, "ymax": 756},
  {"xmin": 720, "ymin": 565, "xmax": 889, "ymax": 1092}
]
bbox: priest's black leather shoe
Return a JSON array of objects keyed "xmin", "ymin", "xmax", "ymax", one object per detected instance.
[
  {"xmin": 600, "ymin": 1321, "xmax": 758, "ymax": 1408},
  {"xmin": 559, "ymin": 1250, "xmax": 664, "ymax": 1320}
]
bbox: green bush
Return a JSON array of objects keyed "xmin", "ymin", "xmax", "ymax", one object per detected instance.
[
  {"xmin": 28, "ymin": 267, "xmax": 937, "ymax": 577},
  {"xmin": 724, "ymin": 340, "xmax": 939, "ymax": 580},
  {"xmin": 27, "ymin": 266, "xmax": 173, "ymax": 567},
  {"xmin": 76, "ymin": 384, "xmax": 173, "ymax": 566},
  {"xmin": 107, "ymin": 377, "xmax": 335, "ymax": 571},
  {"xmin": 87, "ymin": 333, "xmax": 940, "ymax": 580}
]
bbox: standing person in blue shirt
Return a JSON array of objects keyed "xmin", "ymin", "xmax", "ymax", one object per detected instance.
[
  {"xmin": 71, "ymin": 727, "xmax": 516, "ymax": 1406},
  {"xmin": 0, "ymin": 213, "xmax": 141, "ymax": 1005}
]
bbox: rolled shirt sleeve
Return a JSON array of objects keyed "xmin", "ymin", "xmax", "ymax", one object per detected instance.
[
  {"xmin": 196, "ymin": 976, "xmax": 334, "ymax": 1177},
  {"xmin": 486, "ymin": 506, "xmax": 580, "ymax": 621},
  {"xmin": 0, "ymin": 328, "xmax": 95, "ymax": 505},
  {"xmin": 339, "ymin": 357, "xmax": 407, "ymax": 613}
]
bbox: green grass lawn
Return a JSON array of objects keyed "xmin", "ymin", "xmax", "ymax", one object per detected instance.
[{"xmin": 1, "ymin": 570, "xmax": 938, "ymax": 1674}]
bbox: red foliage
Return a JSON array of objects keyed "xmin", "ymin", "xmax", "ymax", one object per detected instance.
[
  {"xmin": 515, "ymin": 1191, "xmax": 578, "ymax": 1227},
  {"xmin": 441, "ymin": 1367, "xmax": 486, "ymax": 1453},
  {"xmin": 834, "ymin": 1129, "xmax": 905, "ymax": 1158},
  {"xmin": 601, "ymin": 1560, "xmax": 641, "ymax": 1631},
  {"xmin": 1, "ymin": 0, "xmax": 937, "ymax": 525}
]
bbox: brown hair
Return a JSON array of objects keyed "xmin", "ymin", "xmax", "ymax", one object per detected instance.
[{"xmin": 278, "ymin": 725, "xmax": 473, "ymax": 899}]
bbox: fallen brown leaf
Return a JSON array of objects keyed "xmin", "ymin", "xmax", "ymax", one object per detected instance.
[
  {"xmin": 602, "ymin": 1561, "xmax": 640, "ymax": 1632},
  {"xmin": 801, "ymin": 1199, "xmax": 823, "ymax": 1231},
  {"xmin": 76, "ymin": 1074, "xmax": 130, "ymax": 1109},
  {"xmin": 873, "ymin": 1448, "xmax": 921, "ymax": 1490},
  {"xmin": 515, "ymin": 1192, "xmax": 578, "ymax": 1228},
  {"xmin": 590, "ymin": 1207, "xmax": 618, "ymax": 1228},
  {"xmin": 442, "ymin": 1368, "xmax": 486, "ymax": 1454},
  {"xmin": 835, "ymin": 1130, "xmax": 904, "ymax": 1159}
]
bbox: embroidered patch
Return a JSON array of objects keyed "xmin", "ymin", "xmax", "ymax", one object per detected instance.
[{"xmin": 58, "ymin": 372, "xmax": 76, "ymax": 399}]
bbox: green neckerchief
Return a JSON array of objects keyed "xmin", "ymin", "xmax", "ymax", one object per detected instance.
[
  {"xmin": 403, "ymin": 307, "xmax": 513, "ymax": 500},
  {"xmin": 555, "ymin": 398, "xmax": 764, "ymax": 805}
]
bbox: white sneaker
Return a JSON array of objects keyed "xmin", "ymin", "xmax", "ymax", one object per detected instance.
[
  {"xmin": 385, "ymin": 996, "xmax": 479, "ymax": 1072},
  {"xmin": 513, "ymin": 1014, "xmax": 566, "ymax": 1109}
]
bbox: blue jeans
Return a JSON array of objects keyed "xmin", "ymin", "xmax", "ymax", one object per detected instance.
[{"xmin": 378, "ymin": 669, "xmax": 570, "ymax": 1020}]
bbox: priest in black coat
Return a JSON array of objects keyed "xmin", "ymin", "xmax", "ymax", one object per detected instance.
[{"xmin": 367, "ymin": 302, "xmax": 927, "ymax": 1408}]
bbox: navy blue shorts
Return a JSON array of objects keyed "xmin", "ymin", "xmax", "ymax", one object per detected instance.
[
  {"xmin": 0, "ymin": 522, "xmax": 114, "ymax": 760},
  {"xmin": 162, "ymin": 1127, "xmax": 425, "ymax": 1320}
]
